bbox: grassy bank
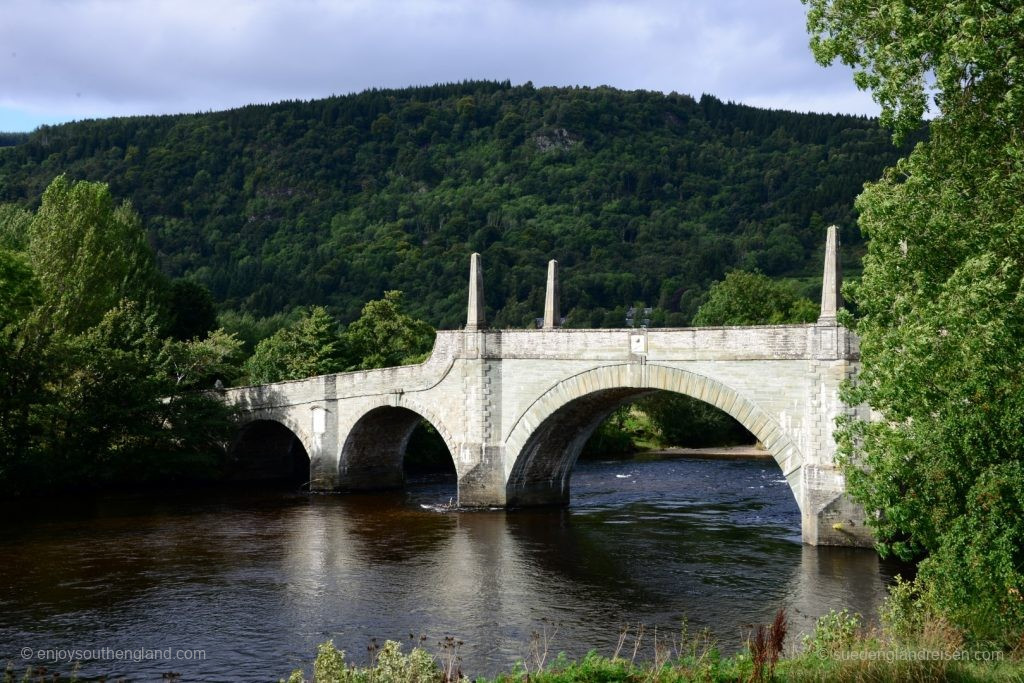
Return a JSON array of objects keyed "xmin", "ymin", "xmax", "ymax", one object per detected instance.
[
  {"xmin": 8, "ymin": 611, "xmax": 1019, "ymax": 682},
  {"xmin": 281, "ymin": 610, "xmax": 1023, "ymax": 682}
]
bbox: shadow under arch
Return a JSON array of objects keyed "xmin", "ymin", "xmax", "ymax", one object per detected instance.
[
  {"xmin": 337, "ymin": 400, "xmax": 458, "ymax": 492},
  {"xmin": 228, "ymin": 419, "xmax": 311, "ymax": 485},
  {"xmin": 504, "ymin": 363, "xmax": 805, "ymax": 510}
]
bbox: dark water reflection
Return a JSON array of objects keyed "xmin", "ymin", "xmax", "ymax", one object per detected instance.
[{"xmin": 0, "ymin": 456, "xmax": 900, "ymax": 681}]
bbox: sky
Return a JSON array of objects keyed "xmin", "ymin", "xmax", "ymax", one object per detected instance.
[{"xmin": 0, "ymin": 0, "xmax": 877, "ymax": 132}]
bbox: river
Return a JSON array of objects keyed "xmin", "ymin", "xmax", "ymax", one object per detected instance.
[{"xmin": 0, "ymin": 455, "xmax": 901, "ymax": 681}]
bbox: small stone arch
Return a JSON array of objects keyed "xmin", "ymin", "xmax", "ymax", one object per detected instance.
[
  {"xmin": 228, "ymin": 417, "xmax": 313, "ymax": 484},
  {"xmin": 504, "ymin": 363, "xmax": 805, "ymax": 509},
  {"xmin": 336, "ymin": 395, "xmax": 460, "ymax": 491}
]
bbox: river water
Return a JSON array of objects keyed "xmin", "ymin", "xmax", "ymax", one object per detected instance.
[{"xmin": 0, "ymin": 455, "xmax": 900, "ymax": 681}]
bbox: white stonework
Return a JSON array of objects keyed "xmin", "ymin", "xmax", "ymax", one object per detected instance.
[{"xmin": 223, "ymin": 322, "xmax": 870, "ymax": 547}]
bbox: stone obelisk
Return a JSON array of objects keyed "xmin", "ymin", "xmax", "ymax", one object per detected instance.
[
  {"xmin": 818, "ymin": 225, "xmax": 842, "ymax": 324},
  {"xmin": 466, "ymin": 252, "xmax": 485, "ymax": 331},
  {"xmin": 542, "ymin": 259, "xmax": 560, "ymax": 329}
]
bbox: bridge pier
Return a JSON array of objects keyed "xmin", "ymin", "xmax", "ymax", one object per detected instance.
[
  {"xmin": 802, "ymin": 465, "xmax": 873, "ymax": 546},
  {"xmin": 455, "ymin": 444, "xmax": 508, "ymax": 507}
]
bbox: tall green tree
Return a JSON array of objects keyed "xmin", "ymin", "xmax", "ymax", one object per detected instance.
[
  {"xmin": 805, "ymin": 0, "xmax": 1022, "ymax": 141},
  {"xmin": 691, "ymin": 269, "xmax": 818, "ymax": 326},
  {"xmin": 42, "ymin": 302, "xmax": 169, "ymax": 483},
  {"xmin": 28, "ymin": 175, "xmax": 160, "ymax": 335},
  {"xmin": 806, "ymin": 0, "xmax": 1024, "ymax": 645},
  {"xmin": 243, "ymin": 306, "xmax": 347, "ymax": 384},
  {"xmin": 161, "ymin": 328, "xmax": 244, "ymax": 389},
  {"xmin": 34, "ymin": 301, "xmax": 241, "ymax": 485},
  {"xmin": 345, "ymin": 290, "xmax": 435, "ymax": 370}
]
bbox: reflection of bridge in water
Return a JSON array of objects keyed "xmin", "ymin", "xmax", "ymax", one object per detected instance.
[{"xmin": 225, "ymin": 226, "xmax": 869, "ymax": 546}]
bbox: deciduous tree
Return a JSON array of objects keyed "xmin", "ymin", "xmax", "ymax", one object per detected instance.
[
  {"xmin": 806, "ymin": 0, "xmax": 1024, "ymax": 645},
  {"xmin": 691, "ymin": 270, "xmax": 817, "ymax": 326},
  {"xmin": 345, "ymin": 290, "xmax": 435, "ymax": 370},
  {"xmin": 28, "ymin": 175, "xmax": 160, "ymax": 335},
  {"xmin": 243, "ymin": 306, "xmax": 347, "ymax": 384}
]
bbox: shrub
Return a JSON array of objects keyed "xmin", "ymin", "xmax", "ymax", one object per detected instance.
[
  {"xmin": 284, "ymin": 639, "xmax": 439, "ymax": 683},
  {"xmin": 802, "ymin": 609, "xmax": 862, "ymax": 657}
]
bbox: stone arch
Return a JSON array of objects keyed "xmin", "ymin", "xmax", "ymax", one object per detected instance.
[
  {"xmin": 504, "ymin": 363, "xmax": 805, "ymax": 510},
  {"xmin": 336, "ymin": 395, "xmax": 460, "ymax": 491},
  {"xmin": 228, "ymin": 418, "xmax": 313, "ymax": 484}
]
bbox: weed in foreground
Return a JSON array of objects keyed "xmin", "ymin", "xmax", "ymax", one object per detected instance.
[{"xmin": 749, "ymin": 609, "xmax": 787, "ymax": 682}]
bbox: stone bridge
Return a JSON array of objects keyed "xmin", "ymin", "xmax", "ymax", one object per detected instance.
[{"xmin": 224, "ymin": 226, "xmax": 870, "ymax": 547}]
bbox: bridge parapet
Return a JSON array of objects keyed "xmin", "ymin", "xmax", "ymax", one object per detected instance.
[
  {"xmin": 457, "ymin": 324, "xmax": 857, "ymax": 362},
  {"xmin": 224, "ymin": 329, "xmax": 463, "ymax": 409}
]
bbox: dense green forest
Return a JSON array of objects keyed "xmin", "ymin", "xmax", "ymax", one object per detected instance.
[{"xmin": 0, "ymin": 82, "xmax": 914, "ymax": 328}]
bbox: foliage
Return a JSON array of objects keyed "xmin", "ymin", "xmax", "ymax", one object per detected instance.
[
  {"xmin": 285, "ymin": 619, "xmax": 1024, "ymax": 682},
  {"xmin": 344, "ymin": 290, "xmax": 435, "ymax": 370},
  {"xmin": 0, "ymin": 203, "xmax": 31, "ymax": 250},
  {"xmin": 217, "ymin": 308, "xmax": 300, "ymax": 354},
  {"xmin": 917, "ymin": 462, "xmax": 1024, "ymax": 649},
  {"xmin": 692, "ymin": 269, "xmax": 818, "ymax": 326},
  {"xmin": 48, "ymin": 302, "xmax": 169, "ymax": 473},
  {"xmin": 1, "ymin": 176, "xmax": 442, "ymax": 495},
  {"xmin": 581, "ymin": 404, "xmax": 647, "ymax": 457},
  {"xmin": 243, "ymin": 306, "xmax": 347, "ymax": 384},
  {"xmin": 0, "ymin": 83, "xmax": 912, "ymax": 327},
  {"xmin": 0, "ymin": 315, "xmax": 57, "ymax": 495},
  {"xmin": 163, "ymin": 278, "xmax": 218, "ymax": 341},
  {"xmin": 240, "ymin": 292, "xmax": 435, "ymax": 384},
  {"xmin": 836, "ymin": 161, "xmax": 1024, "ymax": 562},
  {"xmin": 161, "ymin": 327, "xmax": 244, "ymax": 389},
  {"xmin": 284, "ymin": 639, "xmax": 440, "ymax": 683},
  {"xmin": 805, "ymin": 0, "xmax": 1023, "ymax": 141},
  {"xmin": 24, "ymin": 302, "xmax": 238, "ymax": 486},
  {"xmin": 581, "ymin": 392, "xmax": 753, "ymax": 459},
  {"xmin": 0, "ymin": 248, "xmax": 37, "ymax": 325},
  {"xmin": 802, "ymin": 609, "xmax": 862, "ymax": 657},
  {"xmin": 639, "ymin": 393, "xmax": 750, "ymax": 448},
  {"xmin": 807, "ymin": 0, "xmax": 1024, "ymax": 647},
  {"xmin": 27, "ymin": 175, "xmax": 160, "ymax": 335},
  {"xmin": 880, "ymin": 576, "xmax": 929, "ymax": 645},
  {"xmin": 0, "ymin": 177, "xmax": 243, "ymax": 496}
]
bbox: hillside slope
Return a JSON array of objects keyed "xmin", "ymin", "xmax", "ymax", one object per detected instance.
[{"xmin": 0, "ymin": 81, "xmax": 911, "ymax": 327}]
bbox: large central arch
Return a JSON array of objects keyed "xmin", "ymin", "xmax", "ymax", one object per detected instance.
[{"xmin": 503, "ymin": 364, "xmax": 805, "ymax": 509}]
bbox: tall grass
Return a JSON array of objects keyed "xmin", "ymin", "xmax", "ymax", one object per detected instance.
[{"xmin": 282, "ymin": 608, "xmax": 1022, "ymax": 682}]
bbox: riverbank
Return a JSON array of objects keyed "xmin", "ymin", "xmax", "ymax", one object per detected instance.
[
  {"xmin": 638, "ymin": 444, "xmax": 773, "ymax": 461},
  {"xmin": 282, "ymin": 625, "xmax": 1023, "ymax": 683}
]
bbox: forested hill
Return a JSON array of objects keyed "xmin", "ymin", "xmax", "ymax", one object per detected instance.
[{"xmin": 0, "ymin": 81, "xmax": 912, "ymax": 328}]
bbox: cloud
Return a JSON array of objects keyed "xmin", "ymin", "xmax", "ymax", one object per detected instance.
[{"xmin": 0, "ymin": 0, "xmax": 876, "ymax": 130}]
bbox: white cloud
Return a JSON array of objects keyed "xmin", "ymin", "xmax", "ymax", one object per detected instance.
[{"xmin": 0, "ymin": 0, "xmax": 876, "ymax": 130}]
